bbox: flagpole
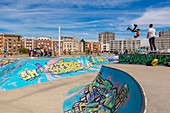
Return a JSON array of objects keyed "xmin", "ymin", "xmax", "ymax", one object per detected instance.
[{"xmin": 58, "ymin": 24, "xmax": 61, "ymax": 56}]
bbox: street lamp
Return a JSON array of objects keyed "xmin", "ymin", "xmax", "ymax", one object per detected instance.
[
  {"xmin": 3, "ymin": 33, "xmax": 7, "ymax": 57},
  {"xmin": 58, "ymin": 24, "xmax": 61, "ymax": 56}
]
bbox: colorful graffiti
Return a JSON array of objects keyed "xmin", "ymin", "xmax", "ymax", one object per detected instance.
[
  {"xmin": 20, "ymin": 69, "xmax": 40, "ymax": 81},
  {"xmin": 46, "ymin": 60, "xmax": 85, "ymax": 75},
  {"xmin": 0, "ymin": 58, "xmax": 18, "ymax": 68},
  {"xmin": 88, "ymin": 56, "xmax": 109, "ymax": 64},
  {"xmin": 119, "ymin": 54, "xmax": 170, "ymax": 65},
  {"xmin": 20, "ymin": 59, "xmax": 85, "ymax": 81},
  {"xmin": 0, "ymin": 56, "xmax": 117, "ymax": 91},
  {"xmin": 63, "ymin": 66, "xmax": 145, "ymax": 113}
]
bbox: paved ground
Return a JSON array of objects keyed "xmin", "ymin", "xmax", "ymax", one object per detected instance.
[
  {"xmin": 105, "ymin": 64, "xmax": 170, "ymax": 113},
  {"xmin": 0, "ymin": 64, "xmax": 170, "ymax": 113}
]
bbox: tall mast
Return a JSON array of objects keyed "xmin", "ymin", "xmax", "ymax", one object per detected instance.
[{"xmin": 58, "ymin": 24, "xmax": 61, "ymax": 56}]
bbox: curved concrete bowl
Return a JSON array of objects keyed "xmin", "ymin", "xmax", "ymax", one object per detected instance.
[{"xmin": 63, "ymin": 65, "xmax": 146, "ymax": 113}]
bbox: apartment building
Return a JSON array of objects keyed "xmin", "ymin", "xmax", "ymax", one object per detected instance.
[
  {"xmin": 98, "ymin": 32, "xmax": 115, "ymax": 52},
  {"xmin": 159, "ymin": 30, "xmax": 170, "ymax": 38},
  {"xmin": 155, "ymin": 37, "xmax": 170, "ymax": 51},
  {"xmin": 36, "ymin": 36, "xmax": 52, "ymax": 49},
  {"xmin": 110, "ymin": 38, "xmax": 142, "ymax": 52},
  {"xmin": 22, "ymin": 37, "xmax": 36, "ymax": 50},
  {"xmin": 61, "ymin": 36, "xmax": 79, "ymax": 52},
  {"xmin": 155, "ymin": 30, "xmax": 170, "ymax": 51},
  {"xmin": 85, "ymin": 41, "xmax": 101, "ymax": 53},
  {"xmin": 0, "ymin": 34, "xmax": 22, "ymax": 52},
  {"xmin": 52, "ymin": 39, "xmax": 63, "ymax": 52}
]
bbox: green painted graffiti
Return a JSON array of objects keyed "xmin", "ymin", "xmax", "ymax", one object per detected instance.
[{"xmin": 119, "ymin": 54, "xmax": 170, "ymax": 65}]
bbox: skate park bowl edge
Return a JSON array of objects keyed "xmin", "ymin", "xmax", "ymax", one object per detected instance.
[
  {"xmin": 63, "ymin": 65, "xmax": 146, "ymax": 113},
  {"xmin": 0, "ymin": 55, "xmax": 118, "ymax": 91}
]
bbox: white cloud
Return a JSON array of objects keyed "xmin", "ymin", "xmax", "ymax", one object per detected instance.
[{"xmin": 131, "ymin": 7, "xmax": 170, "ymax": 25}]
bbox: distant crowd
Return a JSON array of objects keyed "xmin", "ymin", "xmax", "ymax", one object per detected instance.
[{"xmin": 28, "ymin": 48, "xmax": 52, "ymax": 57}]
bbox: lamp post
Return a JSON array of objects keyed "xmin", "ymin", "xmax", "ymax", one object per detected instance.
[
  {"xmin": 3, "ymin": 33, "xmax": 6, "ymax": 57},
  {"xmin": 58, "ymin": 24, "xmax": 61, "ymax": 56}
]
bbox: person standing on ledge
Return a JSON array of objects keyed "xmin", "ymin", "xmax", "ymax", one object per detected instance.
[{"xmin": 147, "ymin": 24, "xmax": 157, "ymax": 53}]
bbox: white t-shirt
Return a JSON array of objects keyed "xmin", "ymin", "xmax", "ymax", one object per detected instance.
[{"xmin": 148, "ymin": 28, "xmax": 156, "ymax": 38}]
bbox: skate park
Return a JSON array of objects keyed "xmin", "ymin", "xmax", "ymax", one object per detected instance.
[{"xmin": 0, "ymin": 55, "xmax": 170, "ymax": 113}]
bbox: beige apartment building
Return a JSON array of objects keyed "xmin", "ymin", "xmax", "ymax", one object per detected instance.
[
  {"xmin": 22, "ymin": 37, "xmax": 36, "ymax": 50},
  {"xmin": 85, "ymin": 41, "xmax": 101, "ymax": 53},
  {"xmin": 98, "ymin": 32, "xmax": 115, "ymax": 52},
  {"xmin": 0, "ymin": 34, "xmax": 22, "ymax": 52},
  {"xmin": 62, "ymin": 36, "xmax": 79, "ymax": 52}
]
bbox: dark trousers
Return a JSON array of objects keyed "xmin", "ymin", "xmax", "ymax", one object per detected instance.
[
  {"xmin": 149, "ymin": 37, "xmax": 156, "ymax": 51},
  {"xmin": 129, "ymin": 25, "xmax": 137, "ymax": 32}
]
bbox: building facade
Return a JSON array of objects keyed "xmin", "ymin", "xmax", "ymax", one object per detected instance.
[
  {"xmin": 155, "ymin": 30, "xmax": 170, "ymax": 51},
  {"xmin": 110, "ymin": 38, "xmax": 142, "ymax": 52},
  {"xmin": 98, "ymin": 32, "xmax": 115, "ymax": 52},
  {"xmin": 85, "ymin": 41, "xmax": 101, "ymax": 53},
  {"xmin": 36, "ymin": 36, "xmax": 52, "ymax": 49},
  {"xmin": 62, "ymin": 36, "xmax": 79, "ymax": 52},
  {"xmin": 22, "ymin": 37, "xmax": 36, "ymax": 50},
  {"xmin": 155, "ymin": 37, "xmax": 170, "ymax": 51},
  {"xmin": 0, "ymin": 34, "xmax": 22, "ymax": 52},
  {"xmin": 52, "ymin": 39, "xmax": 63, "ymax": 52},
  {"xmin": 159, "ymin": 30, "xmax": 170, "ymax": 38}
]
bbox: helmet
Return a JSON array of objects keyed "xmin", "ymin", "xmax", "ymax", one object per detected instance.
[{"xmin": 151, "ymin": 59, "xmax": 158, "ymax": 66}]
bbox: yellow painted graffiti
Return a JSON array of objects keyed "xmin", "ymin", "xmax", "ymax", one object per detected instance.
[
  {"xmin": 20, "ymin": 69, "xmax": 40, "ymax": 81},
  {"xmin": 47, "ymin": 60, "xmax": 84, "ymax": 75},
  {"xmin": 2, "ymin": 59, "xmax": 9, "ymax": 65},
  {"xmin": 86, "ymin": 62, "xmax": 93, "ymax": 68},
  {"xmin": 97, "ymin": 57, "xmax": 107, "ymax": 62},
  {"xmin": 0, "ymin": 59, "xmax": 16, "ymax": 67},
  {"xmin": 98, "ymin": 110, "xmax": 109, "ymax": 113}
]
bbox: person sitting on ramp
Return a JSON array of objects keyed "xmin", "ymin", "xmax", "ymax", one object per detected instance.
[{"xmin": 127, "ymin": 24, "xmax": 140, "ymax": 38}]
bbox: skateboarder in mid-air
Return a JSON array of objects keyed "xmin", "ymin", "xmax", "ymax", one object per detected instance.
[{"xmin": 127, "ymin": 24, "xmax": 140, "ymax": 38}]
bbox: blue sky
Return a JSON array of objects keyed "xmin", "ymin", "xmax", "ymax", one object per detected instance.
[{"xmin": 0, "ymin": 0, "xmax": 170, "ymax": 41}]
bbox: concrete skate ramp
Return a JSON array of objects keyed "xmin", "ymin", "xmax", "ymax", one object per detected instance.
[
  {"xmin": 0, "ymin": 56, "xmax": 117, "ymax": 91},
  {"xmin": 63, "ymin": 66, "xmax": 145, "ymax": 113}
]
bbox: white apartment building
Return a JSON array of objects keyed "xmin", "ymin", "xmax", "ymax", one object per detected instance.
[
  {"xmin": 159, "ymin": 30, "xmax": 170, "ymax": 37},
  {"xmin": 156, "ymin": 30, "xmax": 170, "ymax": 51},
  {"xmin": 155, "ymin": 37, "xmax": 170, "ymax": 51},
  {"xmin": 98, "ymin": 32, "xmax": 115, "ymax": 52},
  {"xmin": 110, "ymin": 38, "xmax": 144, "ymax": 52}
]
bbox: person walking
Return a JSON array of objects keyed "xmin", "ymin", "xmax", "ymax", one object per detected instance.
[
  {"xmin": 4, "ymin": 49, "xmax": 7, "ymax": 58},
  {"xmin": 147, "ymin": 24, "xmax": 157, "ymax": 53}
]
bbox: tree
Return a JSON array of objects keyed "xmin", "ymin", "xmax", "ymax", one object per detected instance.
[
  {"xmin": 80, "ymin": 39, "xmax": 86, "ymax": 52},
  {"xmin": 20, "ymin": 47, "xmax": 28, "ymax": 54}
]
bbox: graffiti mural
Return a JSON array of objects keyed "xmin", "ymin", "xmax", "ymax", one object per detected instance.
[
  {"xmin": 46, "ymin": 59, "xmax": 85, "ymax": 75},
  {"xmin": 119, "ymin": 54, "xmax": 170, "ymax": 65},
  {"xmin": 63, "ymin": 66, "xmax": 145, "ymax": 113},
  {"xmin": 0, "ymin": 56, "xmax": 116, "ymax": 91},
  {"xmin": 0, "ymin": 58, "xmax": 18, "ymax": 68},
  {"xmin": 88, "ymin": 56, "xmax": 109, "ymax": 64},
  {"xmin": 20, "ymin": 69, "xmax": 40, "ymax": 81}
]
